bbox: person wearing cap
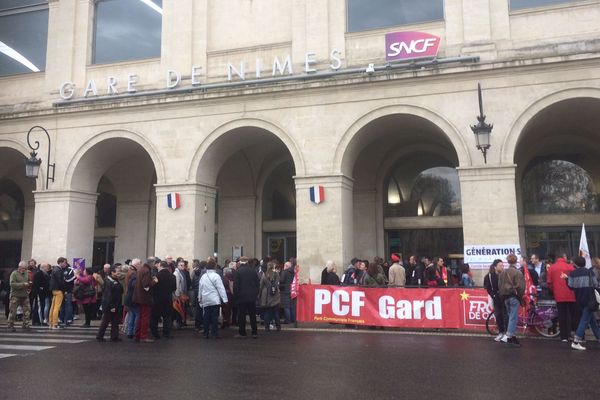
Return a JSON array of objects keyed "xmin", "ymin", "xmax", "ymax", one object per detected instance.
[{"xmin": 388, "ymin": 254, "xmax": 406, "ymax": 288}]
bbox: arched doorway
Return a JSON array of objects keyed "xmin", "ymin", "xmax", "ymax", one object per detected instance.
[
  {"xmin": 0, "ymin": 147, "xmax": 35, "ymax": 270},
  {"xmin": 194, "ymin": 123, "xmax": 299, "ymax": 263},
  {"xmin": 69, "ymin": 136, "xmax": 158, "ymax": 264},
  {"xmin": 515, "ymin": 97, "xmax": 600, "ymax": 258},
  {"xmin": 344, "ymin": 112, "xmax": 464, "ymax": 264}
]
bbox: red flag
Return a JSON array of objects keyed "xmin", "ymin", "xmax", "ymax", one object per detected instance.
[
  {"xmin": 522, "ymin": 266, "xmax": 536, "ymax": 309},
  {"xmin": 291, "ymin": 266, "xmax": 299, "ymax": 299}
]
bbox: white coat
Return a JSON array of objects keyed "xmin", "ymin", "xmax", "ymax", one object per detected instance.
[{"xmin": 198, "ymin": 270, "xmax": 228, "ymax": 307}]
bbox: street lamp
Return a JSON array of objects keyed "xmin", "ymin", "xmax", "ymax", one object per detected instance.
[
  {"xmin": 25, "ymin": 125, "xmax": 55, "ymax": 190},
  {"xmin": 470, "ymin": 83, "xmax": 493, "ymax": 164}
]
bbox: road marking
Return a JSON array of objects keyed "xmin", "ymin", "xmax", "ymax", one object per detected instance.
[
  {"xmin": 0, "ymin": 338, "xmax": 86, "ymax": 344},
  {"xmin": 0, "ymin": 344, "xmax": 54, "ymax": 351},
  {"xmin": 0, "ymin": 333, "xmax": 97, "ymax": 339},
  {"xmin": 0, "ymin": 353, "xmax": 16, "ymax": 359}
]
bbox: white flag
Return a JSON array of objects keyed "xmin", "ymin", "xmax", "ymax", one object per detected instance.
[{"xmin": 579, "ymin": 223, "xmax": 592, "ymax": 269}]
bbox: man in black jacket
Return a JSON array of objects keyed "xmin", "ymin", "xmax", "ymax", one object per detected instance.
[
  {"xmin": 49, "ymin": 258, "xmax": 67, "ymax": 329},
  {"xmin": 234, "ymin": 257, "xmax": 260, "ymax": 338},
  {"xmin": 96, "ymin": 265, "xmax": 123, "ymax": 342},
  {"xmin": 151, "ymin": 261, "xmax": 176, "ymax": 339},
  {"xmin": 33, "ymin": 263, "xmax": 51, "ymax": 326}
]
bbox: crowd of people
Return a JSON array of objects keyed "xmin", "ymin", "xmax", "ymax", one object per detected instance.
[
  {"xmin": 1, "ymin": 255, "xmax": 300, "ymax": 342},
  {"xmin": 483, "ymin": 253, "xmax": 600, "ymax": 350},
  {"xmin": 3, "ymin": 251, "xmax": 600, "ymax": 348}
]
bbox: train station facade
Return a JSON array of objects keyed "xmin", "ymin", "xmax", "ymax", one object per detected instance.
[{"xmin": 1, "ymin": 0, "xmax": 600, "ymax": 282}]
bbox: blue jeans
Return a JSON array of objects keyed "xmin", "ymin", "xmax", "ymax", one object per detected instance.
[
  {"xmin": 59, "ymin": 292, "xmax": 73, "ymax": 324},
  {"xmin": 284, "ymin": 298, "xmax": 297, "ymax": 324},
  {"xmin": 127, "ymin": 306, "xmax": 139, "ymax": 336},
  {"xmin": 575, "ymin": 306, "xmax": 600, "ymax": 341},
  {"xmin": 264, "ymin": 306, "xmax": 281, "ymax": 329},
  {"xmin": 504, "ymin": 297, "xmax": 520, "ymax": 337},
  {"xmin": 202, "ymin": 305, "xmax": 220, "ymax": 338},
  {"xmin": 38, "ymin": 295, "xmax": 51, "ymax": 323}
]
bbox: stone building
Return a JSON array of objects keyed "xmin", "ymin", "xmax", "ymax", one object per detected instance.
[{"xmin": 1, "ymin": 0, "xmax": 599, "ymax": 282}]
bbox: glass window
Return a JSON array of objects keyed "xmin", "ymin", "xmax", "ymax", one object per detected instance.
[
  {"xmin": 522, "ymin": 160, "xmax": 599, "ymax": 214},
  {"xmin": 387, "ymin": 228, "xmax": 464, "ymax": 259},
  {"xmin": 385, "ymin": 165, "xmax": 461, "ymax": 217},
  {"xmin": 93, "ymin": 0, "xmax": 162, "ymax": 64},
  {"xmin": 0, "ymin": 2, "xmax": 48, "ymax": 77},
  {"xmin": 525, "ymin": 227, "xmax": 600, "ymax": 259},
  {"xmin": 0, "ymin": 179, "xmax": 24, "ymax": 231},
  {"xmin": 347, "ymin": 0, "xmax": 444, "ymax": 33},
  {"xmin": 510, "ymin": 0, "xmax": 577, "ymax": 10},
  {"xmin": 262, "ymin": 161, "xmax": 296, "ymax": 221}
]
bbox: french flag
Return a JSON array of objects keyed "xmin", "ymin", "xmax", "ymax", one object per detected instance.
[
  {"xmin": 167, "ymin": 192, "xmax": 181, "ymax": 210},
  {"xmin": 309, "ymin": 185, "xmax": 325, "ymax": 204}
]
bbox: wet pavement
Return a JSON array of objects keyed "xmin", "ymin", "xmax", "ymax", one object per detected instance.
[{"xmin": 0, "ymin": 324, "xmax": 597, "ymax": 400}]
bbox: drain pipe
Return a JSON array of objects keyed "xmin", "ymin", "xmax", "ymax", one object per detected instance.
[{"xmin": 54, "ymin": 56, "xmax": 480, "ymax": 107}]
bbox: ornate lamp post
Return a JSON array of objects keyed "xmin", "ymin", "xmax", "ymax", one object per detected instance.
[
  {"xmin": 471, "ymin": 83, "xmax": 493, "ymax": 164},
  {"xmin": 25, "ymin": 125, "xmax": 55, "ymax": 190}
]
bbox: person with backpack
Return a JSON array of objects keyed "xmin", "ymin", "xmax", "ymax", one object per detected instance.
[
  {"xmin": 259, "ymin": 261, "xmax": 281, "ymax": 331},
  {"xmin": 566, "ymin": 256, "xmax": 600, "ymax": 351},
  {"xmin": 484, "ymin": 259, "xmax": 506, "ymax": 342}
]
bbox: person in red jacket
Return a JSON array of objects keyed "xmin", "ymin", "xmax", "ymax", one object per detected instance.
[{"xmin": 547, "ymin": 253, "xmax": 577, "ymax": 342}]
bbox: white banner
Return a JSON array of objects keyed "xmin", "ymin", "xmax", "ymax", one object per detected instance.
[{"xmin": 464, "ymin": 244, "xmax": 521, "ymax": 264}]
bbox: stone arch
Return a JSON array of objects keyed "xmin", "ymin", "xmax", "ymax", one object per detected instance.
[
  {"xmin": 333, "ymin": 104, "xmax": 472, "ymax": 176},
  {"xmin": 501, "ymin": 87, "xmax": 600, "ymax": 165},
  {"xmin": 64, "ymin": 129, "xmax": 166, "ymax": 191},
  {"xmin": 188, "ymin": 118, "xmax": 306, "ymax": 184},
  {"xmin": 0, "ymin": 138, "xmax": 44, "ymax": 191}
]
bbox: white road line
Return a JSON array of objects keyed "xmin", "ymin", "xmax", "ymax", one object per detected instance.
[
  {"xmin": 0, "ymin": 333, "xmax": 97, "ymax": 339},
  {"xmin": 0, "ymin": 338, "xmax": 87, "ymax": 344},
  {"xmin": 0, "ymin": 353, "xmax": 16, "ymax": 359},
  {"xmin": 0, "ymin": 344, "xmax": 54, "ymax": 351}
]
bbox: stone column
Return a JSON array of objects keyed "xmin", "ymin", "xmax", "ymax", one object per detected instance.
[
  {"xmin": 114, "ymin": 200, "xmax": 151, "ymax": 261},
  {"xmin": 154, "ymin": 183, "xmax": 217, "ymax": 261},
  {"xmin": 31, "ymin": 190, "xmax": 97, "ymax": 265},
  {"xmin": 20, "ymin": 201, "xmax": 35, "ymax": 261},
  {"xmin": 295, "ymin": 175, "xmax": 354, "ymax": 283},
  {"xmin": 458, "ymin": 165, "xmax": 520, "ymax": 276}
]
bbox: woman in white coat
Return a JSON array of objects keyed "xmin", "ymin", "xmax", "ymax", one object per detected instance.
[{"xmin": 198, "ymin": 260, "xmax": 228, "ymax": 339}]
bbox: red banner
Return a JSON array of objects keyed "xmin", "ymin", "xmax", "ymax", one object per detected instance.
[{"xmin": 297, "ymin": 285, "xmax": 491, "ymax": 330}]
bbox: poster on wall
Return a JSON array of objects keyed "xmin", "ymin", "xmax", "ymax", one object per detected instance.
[
  {"xmin": 232, "ymin": 245, "xmax": 243, "ymax": 260},
  {"xmin": 463, "ymin": 244, "xmax": 521, "ymax": 265},
  {"xmin": 73, "ymin": 258, "xmax": 85, "ymax": 272}
]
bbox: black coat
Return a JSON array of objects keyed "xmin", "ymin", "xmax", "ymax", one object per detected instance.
[
  {"xmin": 102, "ymin": 276, "xmax": 123, "ymax": 311},
  {"xmin": 325, "ymin": 272, "xmax": 340, "ymax": 285},
  {"xmin": 49, "ymin": 266, "xmax": 65, "ymax": 292},
  {"xmin": 32, "ymin": 269, "xmax": 50, "ymax": 297},
  {"xmin": 234, "ymin": 264, "xmax": 260, "ymax": 303},
  {"xmin": 154, "ymin": 269, "xmax": 176, "ymax": 312}
]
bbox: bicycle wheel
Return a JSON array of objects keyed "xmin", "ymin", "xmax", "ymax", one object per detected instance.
[
  {"xmin": 486, "ymin": 312, "xmax": 498, "ymax": 336},
  {"xmin": 532, "ymin": 311, "xmax": 560, "ymax": 338}
]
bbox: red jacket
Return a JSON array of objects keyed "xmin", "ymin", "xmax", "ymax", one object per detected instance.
[{"xmin": 547, "ymin": 258, "xmax": 575, "ymax": 302}]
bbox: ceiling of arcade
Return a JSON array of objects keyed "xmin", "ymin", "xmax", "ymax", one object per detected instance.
[
  {"xmin": 349, "ymin": 114, "xmax": 459, "ymax": 192},
  {"xmin": 514, "ymin": 97, "xmax": 600, "ymax": 183}
]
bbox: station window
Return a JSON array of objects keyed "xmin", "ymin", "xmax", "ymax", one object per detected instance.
[
  {"xmin": 93, "ymin": 0, "xmax": 162, "ymax": 64},
  {"xmin": 510, "ymin": 0, "xmax": 580, "ymax": 10},
  {"xmin": 347, "ymin": 0, "xmax": 444, "ymax": 33},
  {"xmin": 0, "ymin": 1, "xmax": 48, "ymax": 77},
  {"xmin": 521, "ymin": 159, "xmax": 599, "ymax": 214},
  {"xmin": 385, "ymin": 165, "xmax": 461, "ymax": 218}
]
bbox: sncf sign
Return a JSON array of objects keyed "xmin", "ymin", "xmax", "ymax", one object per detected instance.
[{"xmin": 385, "ymin": 31, "xmax": 441, "ymax": 62}]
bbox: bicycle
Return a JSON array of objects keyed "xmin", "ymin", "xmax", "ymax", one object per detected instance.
[{"xmin": 486, "ymin": 299, "xmax": 560, "ymax": 338}]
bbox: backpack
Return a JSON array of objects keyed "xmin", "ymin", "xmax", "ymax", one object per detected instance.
[{"xmin": 269, "ymin": 277, "xmax": 278, "ymax": 296}]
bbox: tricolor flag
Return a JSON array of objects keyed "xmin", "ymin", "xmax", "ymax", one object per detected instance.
[
  {"xmin": 579, "ymin": 223, "xmax": 592, "ymax": 268},
  {"xmin": 167, "ymin": 192, "xmax": 181, "ymax": 210},
  {"xmin": 309, "ymin": 185, "xmax": 325, "ymax": 204}
]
